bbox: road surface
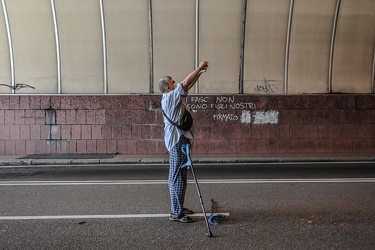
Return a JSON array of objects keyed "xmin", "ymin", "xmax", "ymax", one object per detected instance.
[{"xmin": 0, "ymin": 162, "xmax": 374, "ymax": 249}]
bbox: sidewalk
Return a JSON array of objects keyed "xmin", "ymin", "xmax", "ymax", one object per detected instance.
[{"xmin": 0, "ymin": 153, "xmax": 374, "ymax": 166}]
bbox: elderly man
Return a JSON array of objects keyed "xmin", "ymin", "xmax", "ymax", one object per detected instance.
[{"xmin": 158, "ymin": 60, "xmax": 209, "ymax": 223}]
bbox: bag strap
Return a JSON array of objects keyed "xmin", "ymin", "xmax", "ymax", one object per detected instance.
[{"xmin": 161, "ymin": 109, "xmax": 179, "ymax": 127}]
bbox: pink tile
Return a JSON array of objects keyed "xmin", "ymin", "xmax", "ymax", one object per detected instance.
[
  {"xmin": 61, "ymin": 125, "xmax": 71, "ymax": 139},
  {"xmin": 67, "ymin": 140, "xmax": 77, "ymax": 153},
  {"xmin": 26, "ymin": 140, "xmax": 36, "ymax": 154},
  {"xmin": 92, "ymin": 125, "xmax": 102, "ymax": 139},
  {"xmin": 10, "ymin": 125, "xmax": 20, "ymax": 139},
  {"xmin": 20, "ymin": 125, "xmax": 30, "ymax": 139},
  {"xmin": 9, "ymin": 96, "xmax": 20, "ymax": 109},
  {"xmin": 5, "ymin": 140, "xmax": 16, "ymax": 154},
  {"xmin": 77, "ymin": 140, "xmax": 87, "ymax": 154},
  {"xmin": 86, "ymin": 140, "xmax": 96, "ymax": 153},
  {"xmin": 81, "ymin": 125, "xmax": 92, "ymax": 139},
  {"xmin": 96, "ymin": 140, "xmax": 107, "ymax": 153}
]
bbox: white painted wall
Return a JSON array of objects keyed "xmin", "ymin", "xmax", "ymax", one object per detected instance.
[{"xmin": 0, "ymin": 0, "xmax": 374, "ymax": 94}]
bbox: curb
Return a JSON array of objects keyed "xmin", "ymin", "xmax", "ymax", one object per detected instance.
[{"xmin": 0, "ymin": 156, "xmax": 374, "ymax": 167}]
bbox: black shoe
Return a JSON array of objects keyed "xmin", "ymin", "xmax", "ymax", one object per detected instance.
[{"xmin": 182, "ymin": 208, "xmax": 194, "ymax": 214}]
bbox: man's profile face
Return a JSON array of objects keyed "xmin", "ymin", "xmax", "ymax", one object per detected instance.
[{"xmin": 168, "ymin": 77, "xmax": 176, "ymax": 91}]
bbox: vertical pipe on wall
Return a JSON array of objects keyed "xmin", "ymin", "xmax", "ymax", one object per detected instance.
[
  {"xmin": 329, "ymin": 0, "xmax": 341, "ymax": 94},
  {"xmin": 99, "ymin": 0, "xmax": 108, "ymax": 94},
  {"xmin": 195, "ymin": 0, "xmax": 199, "ymax": 94},
  {"xmin": 148, "ymin": 0, "xmax": 154, "ymax": 93},
  {"xmin": 372, "ymin": 50, "xmax": 375, "ymax": 94},
  {"xmin": 1, "ymin": 0, "xmax": 14, "ymax": 94},
  {"xmin": 50, "ymin": 0, "xmax": 61, "ymax": 94},
  {"xmin": 284, "ymin": 0, "xmax": 294, "ymax": 95},
  {"xmin": 239, "ymin": 0, "xmax": 247, "ymax": 94}
]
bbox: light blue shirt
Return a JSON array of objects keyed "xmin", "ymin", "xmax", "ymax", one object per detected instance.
[{"xmin": 161, "ymin": 83, "xmax": 193, "ymax": 151}]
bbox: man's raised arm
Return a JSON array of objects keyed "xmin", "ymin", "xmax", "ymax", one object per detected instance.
[{"xmin": 181, "ymin": 61, "xmax": 209, "ymax": 91}]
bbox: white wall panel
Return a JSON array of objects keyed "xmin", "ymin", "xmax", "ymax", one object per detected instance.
[
  {"xmin": 199, "ymin": 0, "xmax": 242, "ymax": 94},
  {"xmin": 288, "ymin": 0, "xmax": 336, "ymax": 94},
  {"xmin": 105, "ymin": 0, "xmax": 149, "ymax": 94},
  {"xmin": 244, "ymin": 0, "xmax": 290, "ymax": 94},
  {"xmin": 0, "ymin": 0, "xmax": 374, "ymax": 95},
  {"xmin": 153, "ymin": 0, "xmax": 195, "ymax": 93},
  {"xmin": 6, "ymin": 0, "xmax": 56, "ymax": 94},
  {"xmin": 333, "ymin": 0, "xmax": 375, "ymax": 93},
  {"xmin": 56, "ymin": 0, "xmax": 103, "ymax": 94}
]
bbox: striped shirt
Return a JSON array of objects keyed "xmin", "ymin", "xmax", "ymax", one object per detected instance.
[{"xmin": 161, "ymin": 83, "xmax": 194, "ymax": 151}]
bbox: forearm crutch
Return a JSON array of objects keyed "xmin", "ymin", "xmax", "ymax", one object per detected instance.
[{"xmin": 181, "ymin": 144, "xmax": 213, "ymax": 237}]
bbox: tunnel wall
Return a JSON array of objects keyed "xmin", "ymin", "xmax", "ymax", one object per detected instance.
[
  {"xmin": 1, "ymin": 0, "xmax": 374, "ymax": 95},
  {"xmin": 0, "ymin": 94, "xmax": 374, "ymax": 155}
]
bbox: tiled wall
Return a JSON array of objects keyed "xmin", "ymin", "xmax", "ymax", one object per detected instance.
[{"xmin": 0, "ymin": 95, "xmax": 374, "ymax": 155}]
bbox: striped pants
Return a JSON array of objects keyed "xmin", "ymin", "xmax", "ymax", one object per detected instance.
[{"xmin": 168, "ymin": 136, "xmax": 190, "ymax": 215}]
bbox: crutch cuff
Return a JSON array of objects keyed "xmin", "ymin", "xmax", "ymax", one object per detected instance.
[{"xmin": 180, "ymin": 144, "xmax": 192, "ymax": 168}]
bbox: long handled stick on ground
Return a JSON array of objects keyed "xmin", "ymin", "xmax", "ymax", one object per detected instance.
[{"xmin": 181, "ymin": 144, "xmax": 213, "ymax": 237}]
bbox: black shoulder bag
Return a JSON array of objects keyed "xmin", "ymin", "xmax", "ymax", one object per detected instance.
[{"xmin": 162, "ymin": 109, "xmax": 193, "ymax": 131}]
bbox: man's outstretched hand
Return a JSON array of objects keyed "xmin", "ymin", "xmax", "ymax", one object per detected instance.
[
  {"xmin": 182, "ymin": 60, "xmax": 209, "ymax": 91},
  {"xmin": 199, "ymin": 61, "xmax": 209, "ymax": 74}
]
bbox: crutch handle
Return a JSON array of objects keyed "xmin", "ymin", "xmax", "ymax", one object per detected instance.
[{"xmin": 180, "ymin": 144, "xmax": 192, "ymax": 169}]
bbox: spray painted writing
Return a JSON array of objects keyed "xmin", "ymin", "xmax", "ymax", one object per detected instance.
[
  {"xmin": 254, "ymin": 80, "xmax": 280, "ymax": 94},
  {"xmin": 188, "ymin": 96, "xmax": 256, "ymax": 111},
  {"xmin": 213, "ymin": 113, "xmax": 239, "ymax": 121}
]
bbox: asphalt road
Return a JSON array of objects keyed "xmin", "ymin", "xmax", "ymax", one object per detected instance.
[{"xmin": 0, "ymin": 162, "xmax": 375, "ymax": 250}]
